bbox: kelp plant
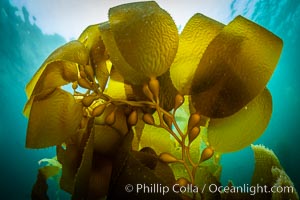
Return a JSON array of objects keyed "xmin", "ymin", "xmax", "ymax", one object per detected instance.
[{"xmin": 23, "ymin": 1, "xmax": 297, "ymax": 200}]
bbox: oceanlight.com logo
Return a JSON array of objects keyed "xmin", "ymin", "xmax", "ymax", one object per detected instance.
[
  {"xmin": 208, "ymin": 183, "xmax": 295, "ymax": 196},
  {"xmin": 124, "ymin": 183, "xmax": 295, "ymax": 196}
]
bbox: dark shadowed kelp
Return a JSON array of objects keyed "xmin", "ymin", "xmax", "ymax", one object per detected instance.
[{"xmin": 23, "ymin": 1, "xmax": 298, "ymax": 199}]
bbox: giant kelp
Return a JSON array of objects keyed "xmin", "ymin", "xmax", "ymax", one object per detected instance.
[{"xmin": 24, "ymin": 1, "xmax": 298, "ymax": 199}]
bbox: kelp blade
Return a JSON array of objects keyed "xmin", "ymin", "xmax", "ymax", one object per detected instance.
[
  {"xmin": 191, "ymin": 15, "xmax": 283, "ymax": 118},
  {"xmin": 170, "ymin": 13, "xmax": 224, "ymax": 94},
  {"xmin": 108, "ymin": 1, "xmax": 178, "ymax": 78},
  {"xmin": 207, "ymin": 88, "xmax": 272, "ymax": 153},
  {"xmin": 26, "ymin": 88, "xmax": 82, "ymax": 148},
  {"xmin": 99, "ymin": 21, "xmax": 147, "ymax": 85},
  {"xmin": 26, "ymin": 40, "xmax": 88, "ymax": 99}
]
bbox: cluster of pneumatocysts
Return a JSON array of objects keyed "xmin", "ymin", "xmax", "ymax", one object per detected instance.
[
  {"xmin": 73, "ymin": 64, "xmax": 98, "ymax": 91},
  {"xmin": 143, "ymin": 79, "xmax": 215, "ymax": 186},
  {"xmin": 71, "ymin": 66, "xmax": 215, "ymax": 185}
]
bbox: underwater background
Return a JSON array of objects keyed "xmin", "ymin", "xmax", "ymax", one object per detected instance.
[{"xmin": 0, "ymin": 0, "xmax": 299, "ymax": 199}]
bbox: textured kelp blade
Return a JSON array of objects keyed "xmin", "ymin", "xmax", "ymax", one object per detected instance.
[
  {"xmin": 24, "ymin": 41, "xmax": 88, "ymax": 117},
  {"xmin": 251, "ymin": 145, "xmax": 282, "ymax": 200},
  {"xmin": 26, "ymin": 88, "xmax": 83, "ymax": 148},
  {"xmin": 191, "ymin": 16, "xmax": 283, "ymax": 118},
  {"xmin": 271, "ymin": 167, "xmax": 299, "ymax": 200},
  {"xmin": 78, "ymin": 24, "xmax": 110, "ymax": 91},
  {"xmin": 207, "ymin": 89, "xmax": 272, "ymax": 153},
  {"xmin": 170, "ymin": 13, "xmax": 224, "ymax": 94},
  {"xmin": 109, "ymin": 1, "xmax": 179, "ymax": 78},
  {"xmin": 23, "ymin": 60, "xmax": 80, "ymax": 117},
  {"xmin": 72, "ymin": 128, "xmax": 94, "ymax": 199},
  {"xmin": 58, "ymin": 120, "xmax": 93, "ymax": 194},
  {"xmin": 26, "ymin": 40, "xmax": 89, "ymax": 99},
  {"xmin": 31, "ymin": 166, "xmax": 60, "ymax": 200},
  {"xmin": 32, "ymin": 61, "xmax": 78, "ymax": 94},
  {"xmin": 58, "ymin": 143, "xmax": 81, "ymax": 194},
  {"xmin": 99, "ymin": 21, "xmax": 147, "ymax": 85},
  {"xmin": 251, "ymin": 144, "xmax": 282, "ymax": 185},
  {"xmin": 252, "ymin": 145, "xmax": 299, "ymax": 199}
]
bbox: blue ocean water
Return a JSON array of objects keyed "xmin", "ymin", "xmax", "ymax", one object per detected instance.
[
  {"xmin": 0, "ymin": 0, "xmax": 299, "ymax": 199},
  {"xmin": 0, "ymin": 1, "xmax": 66, "ymax": 199}
]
